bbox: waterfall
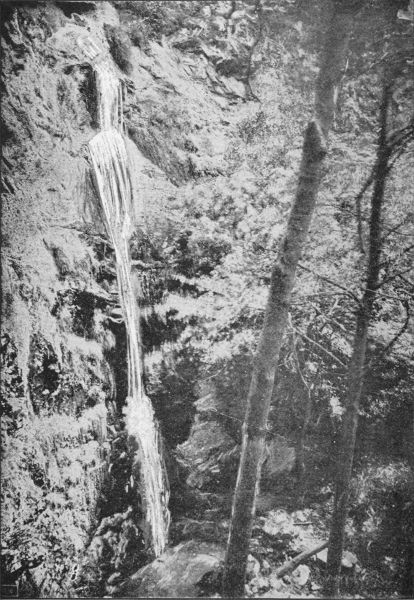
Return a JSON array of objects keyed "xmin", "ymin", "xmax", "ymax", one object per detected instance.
[{"xmin": 88, "ymin": 58, "xmax": 169, "ymax": 557}]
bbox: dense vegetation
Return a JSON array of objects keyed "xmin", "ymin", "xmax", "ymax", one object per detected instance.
[
  {"xmin": 119, "ymin": 0, "xmax": 414, "ymax": 596},
  {"xmin": 1, "ymin": 0, "xmax": 413, "ymax": 598}
]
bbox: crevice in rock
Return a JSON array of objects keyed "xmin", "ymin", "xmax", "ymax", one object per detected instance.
[{"xmin": 55, "ymin": 2, "xmax": 96, "ymax": 18}]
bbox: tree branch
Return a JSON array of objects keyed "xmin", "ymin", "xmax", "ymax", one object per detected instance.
[
  {"xmin": 275, "ymin": 541, "xmax": 329, "ymax": 578},
  {"xmin": 290, "ymin": 326, "xmax": 347, "ymax": 368},
  {"xmin": 383, "ymin": 220, "xmax": 407, "ymax": 241},
  {"xmin": 298, "ymin": 263, "xmax": 360, "ymax": 305},
  {"xmin": 354, "ymin": 169, "xmax": 375, "ymax": 254},
  {"xmin": 382, "ymin": 299, "xmax": 410, "ymax": 355},
  {"xmin": 353, "ymin": 121, "xmax": 413, "ymax": 254},
  {"xmin": 396, "ymin": 274, "xmax": 414, "ymax": 289},
  {"xmin": 244, "ymin": 0, "xmax": 264, "ymax": 101}
]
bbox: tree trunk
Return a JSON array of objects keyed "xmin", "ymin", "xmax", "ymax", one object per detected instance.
[
  {"xmin": 406, "ymin": 397, "xmax": 414, "ymax": 597},
  {"xmin": 296, "ymin": 382, "xmax": 313, "ymax": 506},
  {"xmin": 324, "ymin": 83, "xmax": 392, "ymax": 597},
  {"xmin": 292, "ymin": 329, "xmax": 314, "ymax": 505},
  {"xmin": 222, "ymin": 3, "xmax": 362, "ymax": 597}
]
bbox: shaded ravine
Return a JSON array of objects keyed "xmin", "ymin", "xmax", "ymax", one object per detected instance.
[{"xmin": 87, "ymin": 44, "xmax": 170, "ymax": 557}]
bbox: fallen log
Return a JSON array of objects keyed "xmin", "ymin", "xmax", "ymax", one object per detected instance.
[{"xmin": 275, "ymin": 540, "xmax": 329, "ymax": 579}]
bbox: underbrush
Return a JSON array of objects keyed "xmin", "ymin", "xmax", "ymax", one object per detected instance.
[
  {"xmin": 347, "ymin": 461, "xmax": 413, "ymax": 597},
  {"xmin": 282, "ymin": 459, "xmax": 413, "ymax": 597}
]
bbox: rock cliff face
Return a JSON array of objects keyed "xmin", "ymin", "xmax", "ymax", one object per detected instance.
[{"xmin": 1, "ymin": 2, "xmax": 243, "ymax": 595}]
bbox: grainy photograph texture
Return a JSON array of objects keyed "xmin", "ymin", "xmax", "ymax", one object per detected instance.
[{"xmin": 1, "ymin": 0, "xmax": 413, "ymax": 598}]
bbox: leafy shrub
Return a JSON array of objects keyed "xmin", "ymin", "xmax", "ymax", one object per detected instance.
[
  {"xmin": 116, "ymin": 1, "xmax": 195, "ymax": 40},
  {"xmin": 104, "ymin": 24, "xmax": 132, "ymax": 75},
  {"xmin": 128, "ymin": 21, "xmax": 150, "ymax": 51},
  {"xmin": 349, "ymin": 461, "xmax": 413, "ymax": 595}
]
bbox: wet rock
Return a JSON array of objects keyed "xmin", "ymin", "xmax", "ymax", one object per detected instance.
[
  {"xmin": 117, "ymin": 541, "xmax": 224, "ymax": 597},
  {"xmin": 107, "ymin": 572, "xmax": 122, "ymax": 585},
  {"xmin": 171, "ymin": 517, "xmax": 228, "ymax": 544},
  {"xmin": 177, "ymin": 419, "xmax": 236, "ymax": 489},
  {"xmin": 261, "ymin": 559, "xmax": 271, "ymax": 575},
  {"xmin": 246, "ymin": 554, "xmax": 261, "ymax": 581},
  {"xmin": 260, "ymin": 509, "xmax": 297, "ymax": 545},
  {"xmin": 341, "ymin": 550, "xmax": 358, "ymax": 569},
  {"xmin": 260, "ymin": 586, "xmax": 288, "ymax": 598},
  {"xmin": 262, "ymin": 435, "xmax": 296, "ymax": 480},
  {"xmin": 249, "ymin": 575, "xmax": 270, "ymax": 593},
  {"xmin": 268, "ymin": 574, "xmax": 285, "ymax": 591}
]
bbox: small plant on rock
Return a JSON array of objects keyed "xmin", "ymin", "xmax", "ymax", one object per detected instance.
[{"xmin": 104, "ymin": 24, "xmax": 132, "ymax": 75}]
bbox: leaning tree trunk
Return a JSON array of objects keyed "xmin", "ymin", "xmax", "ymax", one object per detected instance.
[
  {"xmin": 222, "ymin": 3, "xmax": 363, "ymax": 597},
  {"xmin": 324, "ymin": 83, "xmax": 392, "ymax": 597},
  {"xmin": 409, "ymin": 400, "xmax": 414, "ymax": 597}
]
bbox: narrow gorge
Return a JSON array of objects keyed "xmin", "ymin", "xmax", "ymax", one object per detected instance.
[
  {"xmin": 2, "ymin": 1, "xmax": 413, "ymax": 599},
  {"xmin": 88, "ymin": 47, "xmax": 170, "ymax": 558}
]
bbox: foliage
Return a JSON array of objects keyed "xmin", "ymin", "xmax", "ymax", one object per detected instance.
[
  {"xmin": 2, "ymin": 0, "xmax": 413, "ymax": 595},
  {"xmin": 347, "ymin": 461, "xmax": 413, "ymax": 596}
]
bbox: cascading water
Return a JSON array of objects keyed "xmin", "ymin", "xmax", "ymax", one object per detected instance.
[{"xmin": 87, "ymin": 50, "xmax": 169, "ymax": 557}]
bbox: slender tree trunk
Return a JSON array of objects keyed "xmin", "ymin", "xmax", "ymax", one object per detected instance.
[
  {"xmin": 406, "ymin": 398, "xmax": 414, "ymax": 597},
  {"xmin": 222, "ymin": 4, "xmax": 362, "ymax": 597},
  {"xmin": 292, "ymin": 327, "xmax": 314, "ymax": 505},
  {"xmin": 296, "ymin": 382, "xmax": 313, "ymax": 506},
  {"xmin": 325, "ymin": 83, "xmax": 392, "ymax": 597}
]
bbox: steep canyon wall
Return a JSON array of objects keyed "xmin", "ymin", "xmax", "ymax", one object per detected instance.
[{"xmin": 1, "ymin": 1, "xmax": 238, "ymax": 595}]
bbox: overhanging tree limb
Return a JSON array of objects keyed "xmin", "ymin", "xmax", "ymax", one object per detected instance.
[{"xmin": 221, "ymin": 2, "xmax": 363, "ymax": 597}]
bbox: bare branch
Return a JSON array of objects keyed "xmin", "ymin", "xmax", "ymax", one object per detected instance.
[
  {"xmin": 290, "ymin": 326, "xmax": 347, "ymax": 368},
  {"xmin": 383, "ymin": 220, "xmax": 408, "ymax": 241},
  {"xmin": 397, "ymin": 274, "xmax": 414, "ymax": 289},
  {"xmin": 387, "ymin": 118, "xmax": 414, "ymax": 151},
  {"xmin": 244, "ymin": 0, "xmax": 264, "ymax": 101},
  {"xmin": 298, "ymin": 263, "xmax": 361, "ymax": 305},
  {"xmin": 376, "ymin": 245, "xmax": 414, "ymax": 287},
  {"xmin": 382, "ymin": 299, "xmax": 410, "ymax": 356},
  {"xmin": 275, "ymin": 541, "xmax": 329, "ymax": 579}
]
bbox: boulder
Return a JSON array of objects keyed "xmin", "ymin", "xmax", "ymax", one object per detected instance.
[
  {"xmin": 291, "ymin": 564, "xmax": 310, "ymax": 587},
  {"xmin": 177, "ymin": 419, "xmax": 236, "ymax": 490},
  {"xmin": 341, "ymin": 550, "xmax": 358, "ymax": 569},
  {"xmin": 249, "ymin": 575, "xmax": 270, "ymax": 594},
  {"xmin": 117, "ymin": 541, "xmax": 224, "ymax": 597},
  {"xmin": 246, "ymin": 554, "xmax": 261, "ymax": 581},
  {"xmin": 315, "ymin": 548, "xmax": 358, "ymax": 570},
  {"xmin": 262, "ymin": 435, "xmax": 296, "ymax": 480}
]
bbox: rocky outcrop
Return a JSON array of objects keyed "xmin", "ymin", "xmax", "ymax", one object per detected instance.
[
  {"xmin": 1, "ymin": 1, "xmax": 248, "ymax": 595},
  {"xmin": 116, "ymin": 540, "xmax": 224, "ymax": 598},
  {"xmin": 1, "ymin": 3, "xmax": 121, "ymax": 594}
]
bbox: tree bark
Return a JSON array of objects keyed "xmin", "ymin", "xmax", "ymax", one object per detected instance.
[
  {"xmin": 296, "ymin": 381, "xmax": 313, "ymax": 506},
  {"xmin": 324, "ymin": 83, "xmax": 392, "ymax": 597},
  {"xmin": 291, "ymin": 323, "xmax": 314, "ymax": 505},
  {"xmin": 222, "ymin": 3, "xmax": 362, "ymax": 597}
]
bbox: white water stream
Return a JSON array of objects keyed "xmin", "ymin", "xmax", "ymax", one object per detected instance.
[{"xmin": 88, "ymin": 56, "xmax": 169, "ymax": 556}]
